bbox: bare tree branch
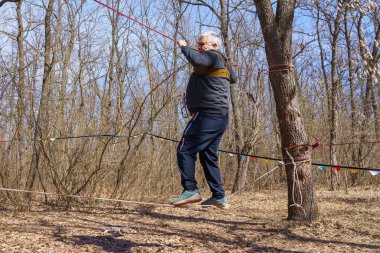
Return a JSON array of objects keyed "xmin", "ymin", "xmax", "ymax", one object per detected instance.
[
  {"xmin": 179, "ymin": 0, "xmax": 221, "ymax": 20},
  {"xmin": 0, "ymin": 0, "xmax": 20, "ymax": 8}
]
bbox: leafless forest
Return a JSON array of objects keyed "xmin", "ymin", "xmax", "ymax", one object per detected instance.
[{"xmin": 0, "ymin": 0, "xmax": 379, "ymax": 211}]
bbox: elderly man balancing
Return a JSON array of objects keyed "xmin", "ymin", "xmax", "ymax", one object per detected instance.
[{"xmin": 171, "ymin": 31, "xmax": 237, "ymax": 208}]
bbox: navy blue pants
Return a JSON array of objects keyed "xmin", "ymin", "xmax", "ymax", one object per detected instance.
[{"xmin": 177, "ymin": 112, "xmax": 228, "ymax": 199}]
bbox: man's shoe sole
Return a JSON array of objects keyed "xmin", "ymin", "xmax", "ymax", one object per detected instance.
[
  {"xmin": 218, "ymin": 204, "xmax": 230, "ymax": 209},
  {"xmin": 201, "ymin": 203, "xmax": 230, "ymax": 209},
  {"xmin": 172, "ymin": 197, "xmax": 202, "ymax": 207}
]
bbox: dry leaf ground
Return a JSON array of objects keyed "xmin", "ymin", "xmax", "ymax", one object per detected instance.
[{"xmin": 0, "ymin": 187, "xmax": 379, "ymax": 252}]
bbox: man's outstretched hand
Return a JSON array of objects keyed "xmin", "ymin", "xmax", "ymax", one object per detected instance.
[{"xmin": 178, "ymin": 40, "xmax": 187, "ymax": 47}]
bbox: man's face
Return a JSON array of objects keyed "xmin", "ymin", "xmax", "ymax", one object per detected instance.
[{"xmin": 197, "ymin": 37, "xmax": 213, "ymax": 52}]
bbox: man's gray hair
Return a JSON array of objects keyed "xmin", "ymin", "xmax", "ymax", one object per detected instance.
[{"xmin": 199, "ymin": 31, "xmax": 221, "ymax": 49}]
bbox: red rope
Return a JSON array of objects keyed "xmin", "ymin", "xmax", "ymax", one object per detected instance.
[
  {"xmin": 288, "ymin": 139, "xmax": 380, "ymax": 151},
  {"xmin": 93, "ymin": 0, "xmax": 296, "ymax": 74},
  {"xmin": 232, "ymin": 64, "xmax": 263, "ymax": 73},
  {"xmin": 93, "ymin": 0, "xmax": 178, "ymax": 44},
  {"xmin": 329, "ymin": 140, "xmax": 380, "ymax": 146},
  {"xmin": 304, "ymin": 130, "xmax": 380, "ymax": 148}
]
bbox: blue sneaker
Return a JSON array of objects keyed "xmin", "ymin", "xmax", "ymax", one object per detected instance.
[
  {"xmin": 200, "ymin": 197, "xmax": 229, "ymax": 209},
  {"xmin": 170, "ymin": 190, "xmax": 202, "ymax": 207}
]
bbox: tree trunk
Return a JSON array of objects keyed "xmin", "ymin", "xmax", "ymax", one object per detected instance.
[
  {"xmin": 24, "ymin": 0, "xmax": 55, "ymax": 202},
  {"xmin": 16, "ymin": 0, "xmax": 26, "ymax": 185},
  {"xmin": 116, "ymin": 42, "xmax": 125, "ymax": 129},
  {"xmin": 343, "ymin": 5, "xmax": 359, "ymax": 186},
  {"xmin": 57, "ymin": 0, "xmax": 75, "ymax": 135},
  {"xmin": 315, "ymin": 1, "xmax": 343, "ymax": 191},
  {"xmin": 219, "ymin": 0, "xmax": 245, "ymax": 193},
  {"xmin": 254, "ymin": 0, "xmax": 318, "ymax": 221},
  {"xmin": 328, "ymin": 1, "xmax": 343, "ymax": 191},
  {"xmin": 171, "ymin": 0, "xmax": 182, "ymax": 134},
  {"xmin": 356, "ymin": 11, "xmax": 380, "ymax": 163}
]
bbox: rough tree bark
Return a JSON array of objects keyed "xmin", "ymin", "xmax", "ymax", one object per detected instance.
[
  {"xmin": 16, "ymin": 0, "xmax": 26, "ymax": 185},
  {"xmin": 24, "ymin": 0, "xmax": 55, "ymax": 202},
  {"xmin": 343, "ymin": 4, "xmax": 359, "ymax": 186},
  {"xmin": 253, "ymin": 0, "xmax": 318, "ymax": 221},
  {"xmin": 356, "ymin": 8, "xmax": 380, "ymax": 164},
  {"xmin": 325, "ymin": 0, "xmax": 343, "ymax": 191},
  {"xmin": 57, "ymin": 1, "xmax": 75, "ymax": 135}
]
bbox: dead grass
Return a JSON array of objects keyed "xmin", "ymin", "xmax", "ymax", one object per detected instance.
[{"xmin": 0, "ymin": 187, "xmax": 379, "ymax": 252}]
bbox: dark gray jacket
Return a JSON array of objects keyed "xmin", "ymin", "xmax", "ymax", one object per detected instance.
[{"xmin": 181, "ymin": 46, "xmax": 237, "ymax": 114}]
